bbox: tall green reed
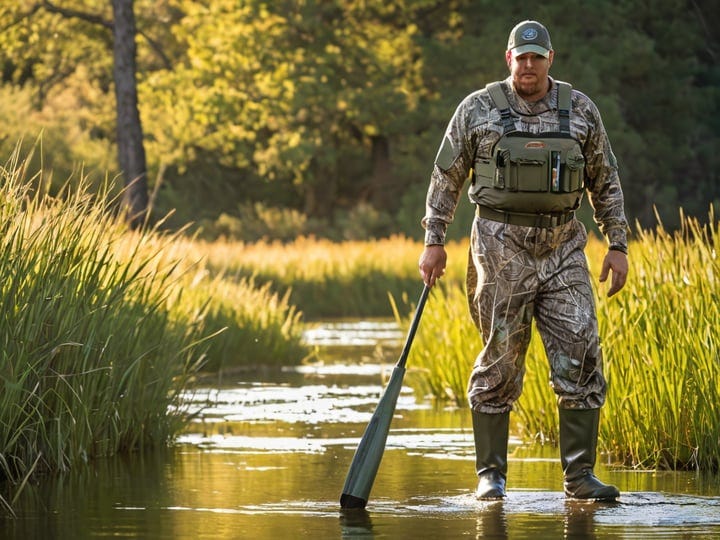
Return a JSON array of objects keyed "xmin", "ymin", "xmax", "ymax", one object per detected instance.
[
  {"xmin": 401, "ymin": 283, "xmax": 479, "ymax": 405},
  {"xmin": 599, "ymin": 210, "xmax": 719, "ymax": 470},
  {"xmin": 168, "ymin": 270, "xmax": 307, "ymax": 373},
  {"xmin": 404, "ymin": 213, "xmax": 720, "ymax": 470},
  {"xmin": 0, "ymin": 148, "xmax": 206, "ymax": 492},
  {"xmin": 0, "ymin": 146, "xmax": 308, "ymax": 514}
]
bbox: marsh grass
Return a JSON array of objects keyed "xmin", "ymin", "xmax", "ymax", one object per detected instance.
[
  {"xmin": 168, "ymin": 269, "xmax": 307, "ymax": 373},
  {"xmin": 401, "ymin": 215, "xmax": 719, "ymax": 471},
  {"xmin": 0, "ymin": 149, "xmax": 204, "ymax": 505},
  {"xmin": 198, "ymin": 236, "xmax": 469, "ymax": 318},
  {"xmin": 0, "ymin": 148, "xmax": 307, "ymax": 512},
  {"xmin": 598, "ymin": 210, "xmax": 720, "ymax": 470}
]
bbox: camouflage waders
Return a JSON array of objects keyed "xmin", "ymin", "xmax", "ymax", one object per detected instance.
[{"xmin": 466, "ymin": 216, "xmax": 606, "ymax": 413}]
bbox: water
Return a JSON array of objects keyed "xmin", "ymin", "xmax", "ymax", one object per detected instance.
[{"xmin": 2, "ymin": 320, "xmax": 719, "ymax": 539}]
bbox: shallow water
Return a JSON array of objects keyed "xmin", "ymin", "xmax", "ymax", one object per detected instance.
[{"xmin": 2, "ymin": 320, "xmax": 719, "ymax": 539}]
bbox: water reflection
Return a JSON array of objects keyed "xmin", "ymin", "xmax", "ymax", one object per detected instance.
[
  {"xmin": 339, "ymin": 509, "xmax": 375, "ymax": 539},
  {"xmin": 562, "ymin": 499, "xmax": 605, "ymax": 539},
  {"xmin": 2, "ymin": 320, "xmax": 720, "ymax": 539},
  {"xmin": 302, "ymin": 320, "xmax": 403, "ymax": 347},
  {"xmin": 475, "ymin": 500, "xmax": 508, "ymax": 538}
]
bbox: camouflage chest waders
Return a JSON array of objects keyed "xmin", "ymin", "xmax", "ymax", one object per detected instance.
[{"xmin": 464, "ymin": 80, "xmax": 618, "ymax": 501}]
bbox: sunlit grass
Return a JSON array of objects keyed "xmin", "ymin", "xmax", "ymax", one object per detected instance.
[
  {"xmin": 0, "ymin": 148, "xmax": 203, "ymax": 504},
  {"xmin": 599, "ymin": 210, "xmax": 720, "ymax": 470},
  {"xmin": 0, "ymin": 147, "xmax": 307, "ymax": 512},
  {"xmin": 400, "ymin": 214, "xmax": 719, "ymax": 471},
  {"xmin": 196, "ymin": 235, "xmax": 469, "ymax": 318}
]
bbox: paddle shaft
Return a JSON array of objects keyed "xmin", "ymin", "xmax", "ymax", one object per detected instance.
[
  {"xmin": 340, "ymin": 285, "xmax": 430, "ymax": 508},
  {"xmin": 396, "ymin": 285, "xmax": 430, "ymax": 369}
]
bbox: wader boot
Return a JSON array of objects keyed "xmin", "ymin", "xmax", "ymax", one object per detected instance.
[
  {"xmin": 472, "ymin": 410, "xmax": 509, "ymax": 499},
  {"xmin": 559, "ymin": 408, "xmax": 620, "ymax": 501}
]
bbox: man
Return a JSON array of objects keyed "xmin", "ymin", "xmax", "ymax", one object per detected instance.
[{"xmin": 418, "ymin": 20, "xmax": 629, "ymax": 501}]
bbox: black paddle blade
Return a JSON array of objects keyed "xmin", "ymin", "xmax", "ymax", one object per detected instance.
[
  {"xmin": 339, "ymin": 286, "xmax": 430, "ymax": 509},
  {"xmin": 339, "ymin": 493, "xmax": 367, "ymax": 509},
  {"xmin": 339, "ymin": 366, "xmax": 405, "ymax": 508}
]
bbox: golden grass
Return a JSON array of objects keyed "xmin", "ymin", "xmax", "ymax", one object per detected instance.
[{"xmin": 399, "ymin": 217, "xmax": 719, "ymax": 470}]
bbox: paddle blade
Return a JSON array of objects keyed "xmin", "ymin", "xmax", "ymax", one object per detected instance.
[{"xmin": 340, "ymin": 365, "xmax": 406, "ymax": 508}]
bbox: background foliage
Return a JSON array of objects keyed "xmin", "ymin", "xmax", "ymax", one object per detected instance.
[{"xmin": 1, "ymin": 0, "xmax": 718, "ymax": 240}]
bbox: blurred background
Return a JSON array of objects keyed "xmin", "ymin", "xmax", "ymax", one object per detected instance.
[{"xmin": 1, "ymin": 0, "xmax": 718, "ymax": 241}]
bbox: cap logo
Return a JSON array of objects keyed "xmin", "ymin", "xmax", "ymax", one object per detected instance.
[
  {"xmin": 525, "ymin": 141, "xmax": 546, "ymax": 149},
  {"xmin": 522, "ymin": 28, "xmax": 538, "ymax": 41}
]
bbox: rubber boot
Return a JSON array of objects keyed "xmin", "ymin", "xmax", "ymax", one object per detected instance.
[
  {"xmin": 559, "ymin": 408, "xmax": 620, "ymax": 501},
  {"xmin": 472, "ymin": 410, "xmax": 509, "ymax": 499}
]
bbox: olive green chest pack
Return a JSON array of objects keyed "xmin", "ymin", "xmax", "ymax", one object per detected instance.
[{"xmin": 469, "ymin": 81, "xmax": 585, "ymax": 214}]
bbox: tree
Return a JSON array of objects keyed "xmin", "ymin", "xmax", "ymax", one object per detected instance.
[
  {"xmin": 1, "ymin": 0, "xmax": 150, "ymax": 227},
  {"xmin": 112, "ymin": 0, "xmax": 148, "ymax": 226},
  {"xmin": 140, "ymin": 0, "xmax": 430, "ymax": 218},
  {"xmin": 2, "ymin": 0, "xmax": 718, "ymax": 235}
]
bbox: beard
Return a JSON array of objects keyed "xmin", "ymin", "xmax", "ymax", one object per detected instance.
[{"xmin": 513, "ymin": 73, "xmax": 549, "ymax": 100}]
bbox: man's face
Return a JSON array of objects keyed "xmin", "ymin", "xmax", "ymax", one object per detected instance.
[{"xmin": 505, "ymin": 50, "xmax": 554, "ymax": 101}]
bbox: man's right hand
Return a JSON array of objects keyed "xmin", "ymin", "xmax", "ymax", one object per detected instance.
[{"xmin": 419, "ymin": 244, "xmax": 447, "ymax": 287}]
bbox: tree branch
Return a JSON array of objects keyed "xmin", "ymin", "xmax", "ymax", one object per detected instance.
[
  {"xmin": 137, "ymin": 28, "xmax": 172, "ymax": 70},
  {"xmin": 0, "ymin": 4, "xmax": 43, "ymax": 32},
  {"xmin": 39, "ymin": 1, "xmax": 172, "ymax": 69},
  {"xmin": 40, "ymin": 0, "xmax": 113, "ymax": 29}
]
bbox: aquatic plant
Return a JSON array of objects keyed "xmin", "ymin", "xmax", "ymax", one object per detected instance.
[
  {"xmin": 402, "ymin": 213, "xmax": 720, "ymax": 471},
  {"xmin": 198, "ymin": 235, "xmax": 469, "ymax": 318},
  {"xmin": 599, "ymin": 209, "xmax": 720, "ymax": 471},
  {"xmin": 0, "ymin": 147, "xmax": 200, "ymax": 509},
  {"xmin": 0, "ymin": 147, "xmax": 307, "ymax": 513}
]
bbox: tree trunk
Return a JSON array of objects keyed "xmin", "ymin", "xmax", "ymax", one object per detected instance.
[
  {"xmin": 368, "ymin": 135, "xmax": 395, "ymax": 210},
  {"xmin": 112, "ymin": 0, "xmax": 148, "ymax": 228}
]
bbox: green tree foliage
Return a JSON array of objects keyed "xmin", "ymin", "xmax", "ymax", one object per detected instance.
[
  {"xmin": 0, "ymin": 0, "xmax": 177, "ymax": 212},
  {"xmin": 141, "ymin": 0, "xmax": 429, "ymax": 220},
  {"xmin": 1, "ymin": 0, "xmax": 718, "ymax": 237}
]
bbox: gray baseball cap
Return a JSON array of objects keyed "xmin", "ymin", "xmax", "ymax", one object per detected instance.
[{"xmin": 507, "ymin": 20, "xmax": 552, "ymax": 58}]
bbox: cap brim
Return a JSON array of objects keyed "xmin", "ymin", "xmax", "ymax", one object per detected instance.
[{"xmin": 511, "ymin": 44, "xmax": 550, "ymax": 58}]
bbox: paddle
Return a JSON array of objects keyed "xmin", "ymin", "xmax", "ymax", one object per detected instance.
[{"xmin": 340, "ymin": 285, "xmax": 430, "ymax": 509}]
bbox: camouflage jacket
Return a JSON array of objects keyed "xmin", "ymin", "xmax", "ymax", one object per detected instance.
[{"xmin": 422, "ymin": 76, "xmax": 628, "ymax": 248}]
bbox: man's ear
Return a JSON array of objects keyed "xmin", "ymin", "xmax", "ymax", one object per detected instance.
[
  {"xmin": 547, "ymin": 50, "xmax": 555, "ymax": 68},
  {"xmin": 505, "ymin": 50, "xmax": 512, "ymax": 68}
]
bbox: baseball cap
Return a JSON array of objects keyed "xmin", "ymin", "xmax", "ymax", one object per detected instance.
[{"xmin": 507, "ymin": 20, "xmax": 552, "ymax": 58}]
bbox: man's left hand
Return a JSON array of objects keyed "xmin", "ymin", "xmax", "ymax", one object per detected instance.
[{"xmin": 599, "ymin": 250, "xmax": 628, "ymax": 297}]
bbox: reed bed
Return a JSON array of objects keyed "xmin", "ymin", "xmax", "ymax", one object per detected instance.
[
  {"xmin": 197, "ymin": 236, "xmax": 469, "ymax": 318},
  {"xmin": 598, "ymin": 211, "xmax": 720, "ymax": 470},
  {"xmin": 401, "ymin": 215, "xmax": 719, "ymax": 471},
  {"xmin": 168, "ymin": 269, "xmax": 307, "ymax": 373},
  {"xmin": 0, "ymin": 149, "xmax": 307, "ymax": 512},
  {"xmin": 0, "ymin": 156, "xmax": 199, "ymax": 507}
]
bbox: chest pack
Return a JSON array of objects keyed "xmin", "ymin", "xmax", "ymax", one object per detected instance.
[{"xmin": 469, "ymin": 81, "xmax": 585, "ymax": 215}]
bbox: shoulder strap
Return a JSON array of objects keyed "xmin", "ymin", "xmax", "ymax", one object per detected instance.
[
  {"xmin": 487, "ymin": 80, "xmax": 573, "ymax": 135},
  {"xmin": 556, "ymin": 81, "xmax": 572, "ymax": 134},
  {"xmin": 486, "ymin": 82, "xmax": 516, "ymax": 134}
]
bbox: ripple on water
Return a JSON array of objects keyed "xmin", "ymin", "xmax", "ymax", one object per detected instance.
[
  {"xmin": 182, "ymin": 491, "xmax": 720, "ymax": 528},
  {"xmin": 302, "ymin": 320, "xmax": 403, "ymax": 347},
  {"xmin": 179, "ymin": 382, "xmax": 430, "ymax": 425}
]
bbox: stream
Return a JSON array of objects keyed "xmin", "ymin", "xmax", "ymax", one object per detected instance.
[{"xmin": 2, "ymin": 320, "xmax": 719, "ymax": 539}]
